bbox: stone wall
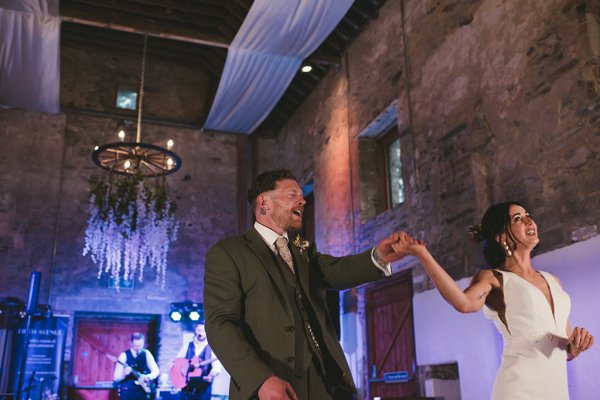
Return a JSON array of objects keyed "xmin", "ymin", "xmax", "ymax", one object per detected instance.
[
  {"xmin": 0, "ymin": 40, "xmax": 240, "ymax": 378},
  {"xmin": 255, "ymin": 0, "xmax": 600, "ymax": 396},
  {"xmin": 1, "ymin": 0, "xmax": 599, "ymax": 397},
  {"xmin": 259, "ymin": 0, "xmax": 600, "ymax": 287}
]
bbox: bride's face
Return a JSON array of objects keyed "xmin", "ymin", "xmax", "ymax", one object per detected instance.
[{"xmin": 506, "ymin": 204, "xmax": 539, "ymax": 250}]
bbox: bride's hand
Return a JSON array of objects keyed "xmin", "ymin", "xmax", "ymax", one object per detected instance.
[
  {"xmin": 390, "ymin": 232, "xmax": 426, "ymax": 258},
  {"xmin": 375, "ymin": 231, "xmax": 428, "ymax": 263},
  {"xmin": 567, "ymin": 327, "xmax": 594, "ymax": 360}
]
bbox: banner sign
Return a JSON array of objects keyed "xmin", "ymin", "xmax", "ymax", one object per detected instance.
[
  {"xmin": 383, "ymin": 370, "xmax": 410, "ymax": 382},
  {"xmin": 9, "ymin": 316, "xmax": 68, "ymax": 399}
]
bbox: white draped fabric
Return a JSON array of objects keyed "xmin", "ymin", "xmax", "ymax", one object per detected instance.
[
  {"xmin": 0, "ymin": 0, "xmax": 60, "ymax": 113},
  {"xmin": 204, "ymin": 0, "xmax": 354, "ymax": 134}
]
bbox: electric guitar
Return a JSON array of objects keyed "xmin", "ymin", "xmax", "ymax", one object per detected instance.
[
  {"xmin": 170, "ymin": 356, "xmax": 217, "ymax": 388},
  {"xmin": 107, "ymin": 354, "xmax": 154, "ymax": 394}
]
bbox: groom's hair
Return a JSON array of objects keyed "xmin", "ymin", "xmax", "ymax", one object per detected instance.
[{"xmin": 247, "ymin": 168, "xmax": 297, "ymax": 206}]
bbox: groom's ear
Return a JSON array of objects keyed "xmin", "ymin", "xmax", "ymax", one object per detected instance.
[{"xmin": 257, "ymin": 194, "xmax": 270, "ymax": 210}]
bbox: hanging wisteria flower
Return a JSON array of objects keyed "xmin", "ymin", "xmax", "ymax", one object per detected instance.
[{"xmin": 83, "ymin": 173, "xmax": 178, "ymax": 290}]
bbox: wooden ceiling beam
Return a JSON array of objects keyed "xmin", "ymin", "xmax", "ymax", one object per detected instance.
[
  {"xmin": 61, "ymin": 27, "xmax": 226, "ymax": 76},
  {"xmin": 126, "ymin": 0, "xmax": 241, "ymax": 32},
  {"xmin": 304, "ymin": 52, "xmax": 340, "ymax": 66},
  {"xmin": 61, "ymin": 14, "xmax": 230, "ymax": 49},
  {"xmin": 61, "ymin": 1, "xmax": 232, "ymax": 48}
]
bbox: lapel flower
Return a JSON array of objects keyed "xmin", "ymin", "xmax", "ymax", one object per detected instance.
[{"xmin": 292, "ymin": 234, "xmax": 310, "ymax": 253}]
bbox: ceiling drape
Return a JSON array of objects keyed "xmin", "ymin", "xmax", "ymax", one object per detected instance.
[
  {"xmin": 204, "ymin": 0, "xmax": 354, "ymax": 134},
  {"xmin": 0, "ymin": 0, "xmax": 60, "ymax": 114}
]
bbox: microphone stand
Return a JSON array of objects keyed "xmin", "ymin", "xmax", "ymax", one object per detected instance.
[
  {"xmin": 17, "ymin": 272, "xmax": 40, "ymax": 400},
  {"xmin": 15, "ymin": 314, "xmax": 34, "ymax": 400},
  {"xmin": 38, "ymin": 377, "xmax": 46, "ymax": 400}
]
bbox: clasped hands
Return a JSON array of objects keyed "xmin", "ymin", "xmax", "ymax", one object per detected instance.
[{"xmin": 375, "ymin": 231, "xmax": 425, "ymax": 263}]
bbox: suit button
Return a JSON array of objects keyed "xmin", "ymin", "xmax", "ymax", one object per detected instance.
[
  {"xmin": 285, "ymin": 325, "xmax": 295, "ymax": 332},
  {"xmin": 285, "ymin": 356, "xmax": 295, "ymax": 363}
]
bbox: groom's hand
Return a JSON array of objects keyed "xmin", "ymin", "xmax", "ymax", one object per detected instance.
[
  {"xmin": 258, "ymin": 375, "xmax": 299, "ymax": 400},
  {"xmin": 375, "ymin": 231, "xmax": 421, "ymax": 263}
]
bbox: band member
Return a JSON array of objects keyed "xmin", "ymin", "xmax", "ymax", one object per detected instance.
[
  {"xmin": 113, "ymin": 332, "xmax": 160, "ymax": 400},
  {"xmin": 176, "ymin": 322, "xmax": 222, "ymax": 400}
]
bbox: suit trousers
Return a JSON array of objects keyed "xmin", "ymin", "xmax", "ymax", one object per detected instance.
[{"xmin": 288, "ymin": 357, "xmax": 355, "ymax": 400}]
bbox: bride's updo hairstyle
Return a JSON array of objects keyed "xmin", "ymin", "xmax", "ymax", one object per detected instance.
[{"xmin": 468, "ymin": 202, "xmax": 526, "ymax": 268}]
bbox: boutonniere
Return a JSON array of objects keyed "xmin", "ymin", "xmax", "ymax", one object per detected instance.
[{"xmin": 292, "ymin": 234, "xmax": 310, "ymax": 253}]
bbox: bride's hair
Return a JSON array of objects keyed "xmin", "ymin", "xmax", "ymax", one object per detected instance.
[{"xmin": 468, "ymin": 201, "xmax": 530, "ymax": 268}]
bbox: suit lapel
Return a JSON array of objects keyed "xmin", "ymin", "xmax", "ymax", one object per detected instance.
[
  {"xmin": 290, "ymin": 243, "xmax": 311, "ymax": 297},
  {"xmin": 245, "ymin": 228, "xmax": 293, "ymax": 314}
]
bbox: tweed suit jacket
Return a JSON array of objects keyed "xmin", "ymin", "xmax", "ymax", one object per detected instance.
[{"xmin": 204, "ymin": 227, "xmax": 386, "ymax": 400}]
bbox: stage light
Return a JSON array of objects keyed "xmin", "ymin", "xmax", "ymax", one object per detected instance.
[
  {"xmin": 169, "ymin": 310, "xmax": 183, "ymax": 322},
  {"xmin": 169, "ymin": 301, "xmax": 204, "ymax": 323}
]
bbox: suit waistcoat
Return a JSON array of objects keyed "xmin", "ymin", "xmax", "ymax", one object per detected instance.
[
  {"xmin": 273, "ymin": 248, "xmax": 327, "ymax": 377},
  {"xmin": 185, "ymin": 341, "xmax": 213, "ymax": 377},
  {"xmin": 121, "ymin": 349, "xmax": 150, "ymax": 388}
]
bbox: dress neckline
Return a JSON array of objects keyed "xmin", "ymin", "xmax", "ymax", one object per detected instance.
[{"xmin": 501, "ymin": 269, "xmax": 557, "ymax": 326}]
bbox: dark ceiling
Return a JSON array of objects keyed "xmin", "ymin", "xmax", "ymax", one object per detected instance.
[{"xmin": 60, "ymin": 0, "xmax": 386, "ymax": 135}]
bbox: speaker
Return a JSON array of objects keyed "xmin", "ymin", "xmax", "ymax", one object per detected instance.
[{"xmin": 25, "ymin": 272, "xmax": 41, "ymax": 315}]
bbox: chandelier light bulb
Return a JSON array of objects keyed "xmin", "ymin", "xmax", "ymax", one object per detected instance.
[
  {"xmin": 167, "ymin": 158, "xmax": 173, "ymax": 167},
  {"xmin": 94, "ymin": 146, "xmax": 99, "ymax": 151},
  {"xmin": 118, "ymin": 130, "xmax": 126, "ymax": 140},
  {"xmin": 124, "ymin": 160, "xmax": 131, "ymax": 169},
  {"xmin": 167, "ymin": 139, "xmax": 174, "ymax": 149},
  {"xmin": 301, "ymin": 64, "xmax": 312, "ymax": 73}
]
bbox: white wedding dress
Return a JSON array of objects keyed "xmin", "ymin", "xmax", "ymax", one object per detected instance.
[{"xmin": 483, "ymin": 270, "xmax": 571, "ymax": 400}]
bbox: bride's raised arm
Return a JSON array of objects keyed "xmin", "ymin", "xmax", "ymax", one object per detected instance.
[{"xmin": 392, "ymin": 232, "xmax": 496, "ymax": 313}]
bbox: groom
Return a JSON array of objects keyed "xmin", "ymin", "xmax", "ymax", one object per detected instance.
[{"xmin": 204, "ymin": 168, "xmax": 409, "ymax": 400}]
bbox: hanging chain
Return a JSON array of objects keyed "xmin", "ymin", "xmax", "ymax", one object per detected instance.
[{"xmin": 136, "ymin": 35, "xmax": 148, "ymax": 144}]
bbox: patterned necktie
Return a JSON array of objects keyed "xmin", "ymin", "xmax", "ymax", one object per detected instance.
[{"xmin": 274, "ymin": 236, "xmax": 294, "ymax": 273}]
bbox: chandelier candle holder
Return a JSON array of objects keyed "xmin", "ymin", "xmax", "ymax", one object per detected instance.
[{"xmin": 84, "ymin": 35, "xmax": 181, "ymax": 290}]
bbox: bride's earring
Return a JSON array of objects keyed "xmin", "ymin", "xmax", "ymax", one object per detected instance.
[{"xmin": 502, "ymin": 241, "xmax": 513, "ymax": 257}]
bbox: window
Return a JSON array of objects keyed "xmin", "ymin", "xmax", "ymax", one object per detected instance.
[
  {"xmin": 358, "ymin": 101, "xmax": 406, "ymax": 217},
  {"xmin": 115, "ymin": 85, "xmax": 138, "ymax": 110},
  {"xmin": 379, "ymin": 127, "xmax": 405, "ymax": 208}
]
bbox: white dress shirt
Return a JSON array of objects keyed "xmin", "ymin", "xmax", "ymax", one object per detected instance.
[{"xmin": 253, "ymin": 222, "xmax": 391, "ymax": 276}]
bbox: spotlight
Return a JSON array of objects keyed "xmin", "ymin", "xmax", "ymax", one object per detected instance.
[
  {"xmin": 169, "ymin": 309, "xmax": 183, "ymax": 322},
  {"xmin": 169, "ymin": 301, "xmax": 204, "ymax": 323},
  {"xmin": 189, "ymin": 310, "xmax": 201, "ymax": 321}
]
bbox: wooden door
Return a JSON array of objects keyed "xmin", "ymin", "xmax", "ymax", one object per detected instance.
[
  {"xmin": 71, "ymin": 315, "xmax": 157, "ymax": 400},
  {"xmin": 367, "ymin": 271, "xmax": 419, "ymax": 399}
]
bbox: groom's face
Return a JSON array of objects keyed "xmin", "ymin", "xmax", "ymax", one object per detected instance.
[{"xmin": 267, "ymin": 179, "xmax": 306, "ymax": 232}]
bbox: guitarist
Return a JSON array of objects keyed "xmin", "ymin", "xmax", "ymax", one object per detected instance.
[
  {"xmin": 176, "ymin": 322, "xmax": 222, "ymax": 400},
  {"xmin": 113, "ymin": 332, "xmax": 160, "ymax": 400}
]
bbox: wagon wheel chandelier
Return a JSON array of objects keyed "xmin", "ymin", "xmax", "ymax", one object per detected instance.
[{"xmin": 92, "ymin": 35, "xmax": 182, "ymax": 176}]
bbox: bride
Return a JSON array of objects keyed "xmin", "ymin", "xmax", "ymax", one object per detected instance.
[{"xmin": 393, "ymin": 202, "xmax": 594, "ymax": 399}]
